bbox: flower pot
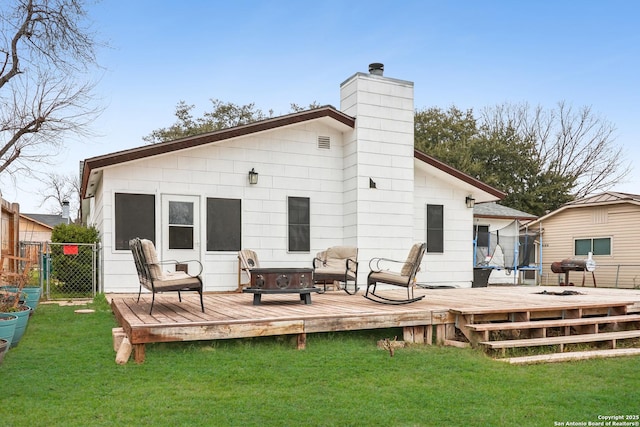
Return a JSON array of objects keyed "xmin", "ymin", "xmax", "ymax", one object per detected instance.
[
  {"xmin": 0, "ymin": 313, "xmax": 18, "ymax": 347},
  {"xmin": 0, "ymin": 286, "xmax": 27, "ymax": 301},
  {"xmin": 21, "ymin": 287, "xmax": 42, "ymax": 312},
  {"xmin": 0, "ymin": 339, "xmax": 8, "ymax": 365},
  {"xmin": 8, "ymin": 304, "xmax": 31, "ymax": 348}
]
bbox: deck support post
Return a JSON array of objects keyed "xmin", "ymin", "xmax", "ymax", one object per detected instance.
[
  {"xmin": 297, "ymin": 333, "xmax": 306, "ymax": 350},
  {"xmin": 133, "ymin": 344, "xmax": 146, "ymax": 363},
  {"xmin": 403, "ymin": 326, "xmax": 426, "ymax": 344}
]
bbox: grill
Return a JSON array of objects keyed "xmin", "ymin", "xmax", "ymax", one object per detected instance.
[{"xmin": 550, "ymin": 256, "xmax": 596, "ymax": 287}]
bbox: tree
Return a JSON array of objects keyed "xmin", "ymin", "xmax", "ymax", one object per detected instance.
[
  {"xmin": 143, "ymin": 99, "xmax": 274, "ymax": 144},
  {"xmin": 0, "ymin": 0, "xmax": 101, "ymax": 180},
  {"xmin": 415, "ymin": 102, "xmax": 628, "ymax": 216},
  {"xmin": 479, "ymin": 102, "xmax": 629, "ymax": 201},
  {"xmin": 144, "ymin": 100, "xmax": 323, "ymax": 144},
  {"xmin": 37, "ymin": 171, "xmax": 80, "ymax": 220}
]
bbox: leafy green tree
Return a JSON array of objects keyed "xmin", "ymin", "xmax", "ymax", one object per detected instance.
[
  {"xmin": 143, "ymin": 99, "xmax": 274, "ymax": 144},
  {"xmin": 144, "ymin": 100, "xmax": 323, "ymax": 144}
]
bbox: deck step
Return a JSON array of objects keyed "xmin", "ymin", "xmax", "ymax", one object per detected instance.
[
  {"xmin": 480, "ymin": 330, "xmax": 640, "ymax": 349},
  {"xmin": 466, "ymin": 314, "xmax": 640, "ymax": 332},
  {"xmin": 500, "ymin": 348, "xmax": 640, "ymax": 364}
]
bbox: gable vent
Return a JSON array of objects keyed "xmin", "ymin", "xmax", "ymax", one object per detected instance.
[{"xmin": 317, "ymin": 135, "xmax": 331, "ymax": 150}]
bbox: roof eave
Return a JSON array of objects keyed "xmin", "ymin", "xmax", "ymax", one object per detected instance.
[{"xmin": 413, "ymin": 149, "xmax": 506, "ymax": 200}]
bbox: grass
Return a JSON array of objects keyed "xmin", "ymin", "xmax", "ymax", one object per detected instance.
[{"xmin": 1, "ymin": 295, "xmax": 639, "ymax": 426}]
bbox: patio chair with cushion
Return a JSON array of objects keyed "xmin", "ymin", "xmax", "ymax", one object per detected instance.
[
  {"xmin": 238, "ymin": 249, "xmax": 260, "ymax": 290},
  {"xmin": 364, "ymin": 242, "xmax": 426, "ymax": 305},
  {"xmin": 129, "ymin": 238, "xmax": 204, "ymax": 314},
  {"xmin": 313, "ymin": 246, "xmax": 359, "ymax": 294}
]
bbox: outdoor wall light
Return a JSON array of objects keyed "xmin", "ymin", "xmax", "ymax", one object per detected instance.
[
  {"xmin": 465, "ymin": 195, "xmax": 476, "ymax": 209},
  {"xmin": 248, "ymin": 168, "xmax": 259, "ymax": 185}
]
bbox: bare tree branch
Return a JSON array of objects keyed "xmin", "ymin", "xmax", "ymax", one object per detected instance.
[{"xmin": 0, "ymin": 0, "xmax": 102, "ymax": 180}]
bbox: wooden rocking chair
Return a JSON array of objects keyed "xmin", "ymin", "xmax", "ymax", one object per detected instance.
[{"xmin": 364, "ymin": 243, "xmax": 426, "ymax": 305}]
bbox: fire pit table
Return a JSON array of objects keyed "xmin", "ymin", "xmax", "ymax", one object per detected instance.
[{"xmin": 243, "ymin": 267, "xmax": 320, "ymax": 305}]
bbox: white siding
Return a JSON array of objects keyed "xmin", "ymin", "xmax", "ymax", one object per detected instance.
[{"xmin": 414, "ymin": 165, "xmax": 475, "ymax": 287}]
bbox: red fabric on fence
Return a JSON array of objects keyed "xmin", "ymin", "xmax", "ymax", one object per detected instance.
[{"xmin": 63, "ymin": 245, "xmax": 79, "ymax": 255}]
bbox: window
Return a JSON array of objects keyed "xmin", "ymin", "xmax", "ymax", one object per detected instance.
[
  {"xmin": 115, "ymin": 193, "xmax": 155, "ymax": 250},
  {"xmin": 426, "ymin": 204, "xmax": 444, "ymax": 253},
  {"xmin": 475, "ymin": 225, "xmax": 489, "ymax": 247},
  {"xmin": 168, "ymin": 201, "xmax": 194, "ymax": 249},
  {"xmin": 288, "ymin": 197, "xmax": 310, "ymax": 252},
  {"xmin": 574, "ymin": 237, "xmax": 611, "ymax": 256},
  {"xmin": 206, "ymin": 198, "xmax": 241, "ymax": 251}
]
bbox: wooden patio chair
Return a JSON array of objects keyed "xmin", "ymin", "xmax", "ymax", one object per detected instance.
[
  {"xmin": 129, "ymin": 238, "xmax": 204, "ymax": 314},
  {"xmin": 312, "ymin": 246, "xmax": 359, "ymax": 294},
  {"xmin": 238, "ymin": 249, "xmax": 260, "ymax": 290},
  {"xmin": 364, "ymin": 243, "xmax": 426, "ymax": 305}
]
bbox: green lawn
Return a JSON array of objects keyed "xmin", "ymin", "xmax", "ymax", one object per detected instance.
[{"xmin": 1, "ymin": 295, "xmax": 638, "ymax": 426}]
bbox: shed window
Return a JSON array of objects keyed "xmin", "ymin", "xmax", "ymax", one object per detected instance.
[{"xmin": 574, "ymin": 237, "xmax": 611, "ymax": 256}]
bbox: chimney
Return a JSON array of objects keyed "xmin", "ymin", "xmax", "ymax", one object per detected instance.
[
  {"xmin": 368, "ymin": 63, "xmax": 384, "ymax": 76},
  {"xmin": 62, "ymin": 201, "xmax": 70, "ymax": 224}
]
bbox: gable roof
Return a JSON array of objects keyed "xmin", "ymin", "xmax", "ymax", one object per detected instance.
[
  {"xmin": 81, "ymin": 106, "xmax": 356, "ymax": 199},
  {"xmin": 473, "ymin": 202, "xmax": 537, "ymax": 221},
  {"xmin": 527, "ymin": 191, "xmax": 640, "ymax": 227},
  {"xmin": 20, "ymin": 213, "xmax": 67, "ymax": 229},
  {"xmin": 80, "ymin": 106, "xmax": 505, "ymax": 202}
]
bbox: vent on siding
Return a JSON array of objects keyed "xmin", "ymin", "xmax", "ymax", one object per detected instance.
[
  {"xmin": 593, "ymin": 207, "xmax": 608, "ymax": 224},
  {"xmin": 317, "ymin": 135, "xmax": 331, "ymax": 150}
]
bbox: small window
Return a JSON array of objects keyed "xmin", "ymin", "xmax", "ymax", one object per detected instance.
[
  {"xmin": 168, "ymin": 201, "xmax": 194, "ymax": 249},
  {"xmin": 575, "ymin": 237, "xmax": 611, "ymax": 256},
  {"xmin": 115, "ymin": 193, "xmax": 155, "ymax": 250},
  {"xmin": 426, "ymin": 204, "xmax": 444, "ymax": 253},
  {"xmin": 475, "ymin": 225, "xmax": 489, "ymax": 247},
  {"xmin": 288, "ymin": 197, "xmax": 310, "ymax": 252}
]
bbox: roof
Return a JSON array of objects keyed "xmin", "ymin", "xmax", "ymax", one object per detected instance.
[
  {"xmin": 563, "ymin": 191, "xmax": 640, "ymax": 206},
  {"xmin": 81, "ymin": 106, "xmax": 355, "ymax": 199},
  {"xmin": 473, "ymin": 202, "xmax": 537, "ymax": 220},
  {"xmin": 527, "ymin": 191, "xmax": 640, "ymax": 227},
  {"xmin": 413, "ymin": 150, "xmax": 506, "ymax": 200},
  {"xmin": 80, "ymin": 105, "xmax": 505, "ymax": 202},
  {"xmin": 21, "ymin": 213, "xmax": 68, "ymax": 229}
]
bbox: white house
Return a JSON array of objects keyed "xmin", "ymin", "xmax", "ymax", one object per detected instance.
[{"xmin": 80, "ymin": 64, "xmax": 504, "ymax": 293}]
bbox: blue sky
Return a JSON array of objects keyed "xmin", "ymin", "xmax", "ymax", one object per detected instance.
[{"xmin": 6, "ymin": 0, "xmax": 639, "ymax": 212}]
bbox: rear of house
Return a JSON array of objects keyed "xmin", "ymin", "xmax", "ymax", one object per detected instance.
[{"xmin": 81, "ymin": 64, "xmax": 504, "ymax": 293}]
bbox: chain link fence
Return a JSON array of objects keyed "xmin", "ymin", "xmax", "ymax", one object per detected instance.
[{"xmin": 43, "ymin": 242, "xmax": 99, "ymax": 300}]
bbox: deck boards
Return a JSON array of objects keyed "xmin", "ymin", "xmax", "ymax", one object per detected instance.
[{"xmin": 110, "ymin": 286, "xmax": 640, "ymax": 362}]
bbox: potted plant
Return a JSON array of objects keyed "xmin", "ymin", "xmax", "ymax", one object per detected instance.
[
  {"xmin": 0, "ymin": 291, "xmax": 31, "ymax": 348},
  {"xmin": 0, "ymin": 255, "xmax": 34, "ymax": 347},
  {"xmin": 0, "ymin": 313, "xmax": 17, "ymax": 348},
  {"xmin": 0, "ymin": 338, "xmax": 9, "ymax": 365}
]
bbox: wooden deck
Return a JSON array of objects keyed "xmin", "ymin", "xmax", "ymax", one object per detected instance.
[{"xmin": 110, "ymin": 286, "xmax": 640, "ymax": 363}]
